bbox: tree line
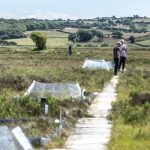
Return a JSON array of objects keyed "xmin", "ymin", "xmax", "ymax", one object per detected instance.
[
  {"xmin": 68, "ymin": 29, "xmax": 104, "ymax": 43},
  {"xmin": 0, "ymin": 19, "xmax": 91, "ymax": 39},
  {"xmin": 0, "ymin": 17, "xmax": 149, "ymax": 40}
]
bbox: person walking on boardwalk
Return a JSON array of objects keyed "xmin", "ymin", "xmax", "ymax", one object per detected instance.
[
  {"xmin": 118, "ymin": 39, "xmax": 127, "ymax": 71},
  {"xmin": 113, "ymin": 41, "xmax": 121, "ymax": 75}
]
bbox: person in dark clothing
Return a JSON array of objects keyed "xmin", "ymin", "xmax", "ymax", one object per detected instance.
[
  {"xmin": 68, "ymin": 45, "xmax": 72, "ymax": 56},
  {"xmin": 113, "ymin": 42, "xmax": 121, "ymax": 75}
]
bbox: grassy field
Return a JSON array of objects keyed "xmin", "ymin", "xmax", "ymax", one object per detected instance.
[
  {"xmin": 0, "ymin": 46, "xmax": 114, "ymax": 94},
  {"xmin": 114, "ymin": 24, "xmax": 130, "ymax": 29},
  {"xmin": 97, "ymin": 29, "xmax": 112, "ymax": 34},
  {"xmin": 7, "ymin": 30, "xmax": 70, "ymax": 47},
  {"xmin": 25, "ymin": 30, "xmax": 69, "ymax": 38},
  {"xmin": 0, "ymin": 19, "xmax": 150, "ymax": 148},
  {"xmin": 7, "ymin": 29, "xmax": 150, "ymax": 49},
  {"xmin": 136, "ymin": 39, "xmax": 150, "ymax": 45},
  {"xmin": 63, "ymin": 28, "xmax": 78, "ymax": 33},
  {"xmin": 6, "ymin": 36, "xmax": 121, "ymax": 48},
  {"xmin": 0, "ymin": 45, "xmax": 113, "ymax": 148},
  {"xmin": 147, "ymin": 25, "xmax": 150, "ymax": 30},
  {"xmin": 108, "ymin": 48, "xmax": 150, "ymax": 150},
  {"xmin": 6, "ymin": 34, "xmax": 148, "ymax": 51},
  {"xmin": 7, "ymin": 37, "xmax": 69, "ymax": 47},
  {"xmin": 0, "ymin": 43, "xmax": 150, "ymax": 149},
  {"xmin": 63, "ymin": 27, "xmax": 112, "ymax": 35},
  {"xmin": 133, "ymin": 18, "xmax": 150, "ymax": 22},
  {"xmin": 123, "ymin": 32, "xmax": 150, "ymax": 39}
]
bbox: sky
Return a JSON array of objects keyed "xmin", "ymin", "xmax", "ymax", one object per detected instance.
[{"xmin": 0, "ymin": 0, "xmax": 150, "ymax": 19}]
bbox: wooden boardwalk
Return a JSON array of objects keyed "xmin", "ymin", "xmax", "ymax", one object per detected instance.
[{"xmin": 65, "ymin": 76, "xmax": 119, "ymax": 150}]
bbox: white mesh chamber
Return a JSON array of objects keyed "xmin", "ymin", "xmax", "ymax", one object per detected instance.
[
  {"xmin": 24, "ymin": 81, "xmax": 82, "ymax": 100},
  {"xmin": 82, "ymin": 59, "xmax": 113, "ymax": 71}
]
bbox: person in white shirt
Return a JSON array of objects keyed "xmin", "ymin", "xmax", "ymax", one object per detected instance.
[{"xmin": 118, "ymin": 39, "xmax": 127, "ymax": 71}]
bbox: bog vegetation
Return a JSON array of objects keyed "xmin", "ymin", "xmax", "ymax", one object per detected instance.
[
  {"xmin": 108, "ymin": 49, "xmax": 150, "ymax": 150},
  {"xmin": 0, "ymin": 15, "xmax": 150, "ymax": 149},
  {"xmin": 0, "ymin": 45, "xmax": 112, "ymax": 148}
]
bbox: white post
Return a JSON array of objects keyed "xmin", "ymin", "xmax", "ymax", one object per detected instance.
[{"xmin": 59, "ymin": 107, "xmax": 62, "ymax": 128}]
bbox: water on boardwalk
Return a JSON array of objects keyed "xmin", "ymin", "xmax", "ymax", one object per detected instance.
[{"xmin": 65, "ymin": 76, "xmax": 119, "ymax": 150}]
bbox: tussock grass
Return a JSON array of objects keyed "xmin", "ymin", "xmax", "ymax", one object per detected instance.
[
  {"xmin": 108, "ymin": 49, "xmax": 150, "ymax": 150},
  {"xmin": 0, "ymin": 46, "xmax": 113, "ymax": 94},
  {"xmin": 0, "ymin": 46, "xmax": 113, "ymax": 148},
  {"xmin": 108, "ymin": 122, "xmax": 150, "ymax": 150}
]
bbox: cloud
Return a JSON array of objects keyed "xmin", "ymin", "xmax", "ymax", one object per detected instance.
[
  {"xmin": 0, "ymin": 12, "xmax": 18, "ymax": 19},
  {"xmin": 0, "ymin": 10, "xmax": 79, "ymax": 20}
]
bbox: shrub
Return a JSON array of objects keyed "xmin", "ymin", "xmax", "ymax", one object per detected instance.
[
  {"xmin": 0, "ymin": 40, "xmax": 17, "ymax": 46},
  {"xmin": 84, "ymin": 44, "xmax": 98, "ymax": 47},
  {"xmin": 30, "ymin": 32, "xmax": 47, "ymax": 50},
  {"xmin": 8, "ymin": 41, "xmax": 17, "ymax": 45},
  {"xmin": 18, "ymin": 97, "xmax": 41, "ymax": 116},
  {"xmin": 101, "ymin": 43, "xmax": 109, "ymax": 47},
  {"xmin": 68, "ymin": 33, "xmax": 76, "ymax": 43},
  {"xmin": 112, "ymin": 31, "xmax": 123, "ymax": 38},
  {"xmin": 123, "ymin": 105, "xmax": 145, "ymax": 123},
  {"xmin": 76, "ymin": 44, "xmax": 82, "ymax": 47},
  {"xmin": 130, "ymin": 93, "xmax": 150, "ymax": 105},
  {"xmin": 129, "ymin": 36, "xmax": 135, "ymax": 43},
  {"xmin": 77, "ymin": 30, "xmax": 93, "ymax": 42},
  {"xmin": 47, "ymin": 96, "xmax": 62, "ymax": 117},
  {"xmin": 0, "ymin": 40, "xmax": 9, "ymax": 45},
  {"xmin": 0, "ymin": 96, "xmax": 41, "ymax": 117},
  {"xmin": 110, "ymin": 93, "xmax": 150, "ymax": 124},
  {"xmin": 96, "ymin": 31, "xmax": 103, "ymax": 41}
]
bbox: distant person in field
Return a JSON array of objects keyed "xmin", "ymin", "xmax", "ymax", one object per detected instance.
[
  {"xmin": 68, "ymin": 45, "xmax": 72, "ymax": 56},
  {"xmin": 118, "ymin": 39, "xmax": 127, "ymax": 71},
  {"xmin": 113, "ymin": 41, "xmax": 121, "ymax": 75}
]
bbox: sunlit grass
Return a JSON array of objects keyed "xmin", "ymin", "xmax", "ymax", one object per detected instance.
[
  {"xmin": 7, "ymin": 37, "xmax": 69, "ymax": 47},
  {"xmin": 108, "ymin": 121, "xmax": 150, "ymax": 150},
  {"xmin": 25, "ymin": 30, "xmax": 69, "ymax": 38},
  {"xmin": 108, "ymin": 48, "xmax": 150, "ymax": 150},
  {"xmin": 136, "ymin": 39, "xmax": 150, "ymax": 45}
]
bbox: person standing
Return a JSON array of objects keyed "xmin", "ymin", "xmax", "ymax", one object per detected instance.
[
  {"xmin": 118, "ymin": 39, "xmax": 127, "ymax": 71},
  {"xmin": 68, "ymin": 45, "xmax": 72, "ymax": 56},
  {"xmin": 113, "ymin": 42, "xmax": 121, "ymax": 75}
]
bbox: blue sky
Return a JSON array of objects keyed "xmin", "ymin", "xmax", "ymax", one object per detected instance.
[{"xmin": 0, "ymin": 0, "xmax": 150, "ymax": 19}]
